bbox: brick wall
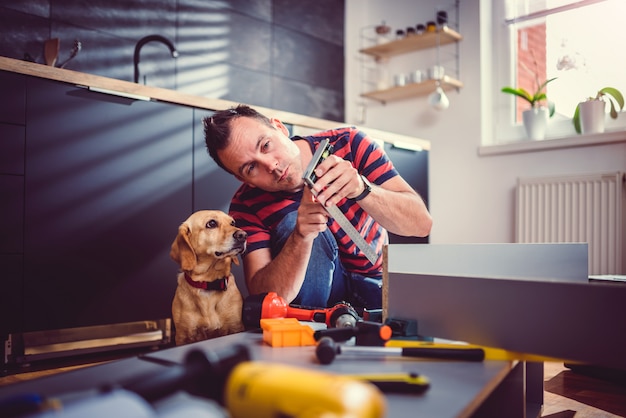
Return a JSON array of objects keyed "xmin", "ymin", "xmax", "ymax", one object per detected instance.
[{"xmin": 515, "ymin": 24, "xmax": 547, "ymax": 122}]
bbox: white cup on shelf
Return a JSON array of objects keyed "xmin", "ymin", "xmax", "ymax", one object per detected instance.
[
  {"xmin": 393, "ymin": 73, "xmax": 407, "ymax": 86},
  {"xmin": 408, "ymin": 70, "xmax": 423, "ymax": 83},
  {"xmin": 428, "ymin": 65, "xmax": 445, "ymax": 80}
]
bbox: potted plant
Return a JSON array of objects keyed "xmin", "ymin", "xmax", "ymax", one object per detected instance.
[
  {"xmin": 572, "ymin": 87, "xmax": 624, "ymax": 134},
  {"xmin": 501, "ymin": 78, "xmax": 557, "ymax": 140}
]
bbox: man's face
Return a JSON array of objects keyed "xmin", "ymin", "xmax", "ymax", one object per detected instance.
[{"xmin": 217, "ymin": 117, "xmax": 305, "ymax": 193}]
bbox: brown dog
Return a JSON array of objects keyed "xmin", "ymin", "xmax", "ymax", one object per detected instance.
[{"xmin": 170, "ymin": 210, "xmax": 247, "ymax": 345}]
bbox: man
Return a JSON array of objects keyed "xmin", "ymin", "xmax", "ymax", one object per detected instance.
[{"xmin": 204, "ymin": 105, "xmax": 432, "ymax": 309}]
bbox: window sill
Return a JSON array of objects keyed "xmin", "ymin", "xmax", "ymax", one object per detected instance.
[{"xmin": 478, "ymin": 130, "xmax": 626, "ymax": 156}]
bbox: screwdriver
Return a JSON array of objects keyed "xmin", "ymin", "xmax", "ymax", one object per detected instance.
[{"xmin": 316, "ymin": 336, "xmax": 485, "ymax": 365}]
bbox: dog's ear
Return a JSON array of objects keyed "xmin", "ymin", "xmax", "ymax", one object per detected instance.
[
  {"xmin": 232, "ymin": 256, "xmax": 240, "ymax": 266},
  {"xmin": 170, "ymin": 224, "xmax": 197, "ymax": 271}
]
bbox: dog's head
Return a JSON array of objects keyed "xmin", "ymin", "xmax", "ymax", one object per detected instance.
[{"xmin": 170, "ymin": 210, "xmax": 247, "ymax": 273}]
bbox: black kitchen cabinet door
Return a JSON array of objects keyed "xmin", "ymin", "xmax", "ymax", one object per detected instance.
[
  {"xmin": 0, "ymin": 70, "xmax": 26, "ymax": 336},
  {"xmin": 23, "ymin": 77, "xmax": 194, "ymax": 332},
  {"xmin": 384, "ymin": 144, "xmax": 429, "ymax": 244},
  {"xmin": 0, "ymin": 70, "xmax": 25, "ymax": 125}
]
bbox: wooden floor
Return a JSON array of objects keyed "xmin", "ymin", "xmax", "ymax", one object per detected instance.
[
  {"xmin": 542, "ymin": 362, "xmax": 626, "ymax": 418},
  {"xmin": 2, "ymin": 361, "xmax": 626, "ymax": 417}
]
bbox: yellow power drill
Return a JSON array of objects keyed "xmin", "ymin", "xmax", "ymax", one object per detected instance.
[{"xmin": 126, "ymin": 344, "xmax": 386, "ymax": 418}]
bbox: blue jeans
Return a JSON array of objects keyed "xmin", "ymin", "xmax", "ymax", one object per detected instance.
[{"xmin": 270, "ymin": 211, "xmax": 382, "ymax": 309}]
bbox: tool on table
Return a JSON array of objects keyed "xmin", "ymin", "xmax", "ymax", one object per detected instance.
[
  {"xmin": 384, "ymin": 317, "xmax": 420, "ymax": 339},
  {"xmin": 224, "ymin": 359, "xmax": 385, "ymax": 417},
  {"xmin": 360, "ymin": 307, "xmax": 383, "ymax": 323},
  {"xmin": 345, "ymin": 372, "xmax": 430, "ymax": 394},
  {"xmin": 1, "ymin": 344, "xmax": 386, "ymax": 418},
  {"xmin": 314, "ymin": 320, "xmax": 392, "ymax": 346},
  {"xmin": 0, "ymin": 346, "xmax": 250, "ymax": 418},
  {"xmin": 315, "ymin": 336, "xmax": 485, "ymax": 365},
  {"xmin": 386, "ymin": 339, "xmax": 576, "ymax": 363},
  {"xmin": 132, "ymin": 344, "xmax": 385, "ymax": 418},
  {"xmin": 260, "ymin": 318, "xmax": 316, "ymax": 347},
  {"xmin": 242, "ymin": 291, "xmax": 359, "ymax": 330},
  {"xmin": 123, "ymin": 344, "xmax": 252, "ymax": 403},
  {"xmin": 302, "ymin": 138, "xmax": 379, "ymax": 265}
]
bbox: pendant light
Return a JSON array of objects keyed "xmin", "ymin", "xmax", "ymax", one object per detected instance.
[
  {"xmin": 428, "ymin": 21, "xmax": 449, "ymax": 111},
  {"xmin": 428, "ymin": 82, "xmax": 450, "ymax": 110}
]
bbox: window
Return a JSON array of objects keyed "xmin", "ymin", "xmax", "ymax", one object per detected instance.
[{"xmin": 489, "ymin": 0, "xmax": 626, "ymax": 143}]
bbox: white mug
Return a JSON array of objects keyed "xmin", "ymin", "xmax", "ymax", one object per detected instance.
[
  {"xmin": 409, "ymin": 70, "xmax": 423, "ymax": 83},
  {"xmin": 428, "ymin": 65, "xmax": 445, "ymax": 80},
  {"xmin": 394, "ymin": 73, "xmax": 407, "ymax": 86}
]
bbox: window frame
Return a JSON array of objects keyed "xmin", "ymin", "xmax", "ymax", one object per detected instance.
[{"xmin": 484, "ymin": 0, "xmax": 626, "ymax": 147}]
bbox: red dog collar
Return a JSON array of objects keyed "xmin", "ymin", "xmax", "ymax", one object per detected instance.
[{"xmin": 184, "ymin": 273, "xmax": 228, "ymax": 291}]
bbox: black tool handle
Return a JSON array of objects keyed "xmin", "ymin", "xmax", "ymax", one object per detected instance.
[{"xmin": 401, "ymin": 347, "xmax": 485, "ymax": 362}]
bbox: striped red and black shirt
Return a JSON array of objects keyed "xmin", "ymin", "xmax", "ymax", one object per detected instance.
[{"xmin": 229, "ymin": 127, "xmax": 398, "ymax": 277}]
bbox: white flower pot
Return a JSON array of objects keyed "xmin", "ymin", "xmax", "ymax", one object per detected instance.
[
  {"xmin": 578, "ymin": 100, "xmax": 606, "ymax": 134},
  {"xmin": 522, "ymin": 107, "xmax": 549, "ymax": 140}
]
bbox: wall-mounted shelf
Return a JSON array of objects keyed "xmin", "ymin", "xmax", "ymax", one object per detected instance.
[
  {"xmin": 359, "ymin": 26, "xmax": 462, "ymax": 61},
  {"xmin": 357, "ymin": 3, "xmax": 462, "ymax": 106},
  {"xmin": 361, "ymin": 76, "xmax": 463, "ymax": 104}
]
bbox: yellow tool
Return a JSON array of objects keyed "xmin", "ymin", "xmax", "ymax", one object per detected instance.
[
  {"xmin": 386, "ymin": 339, "xmax": 577, "ymax": 363},
  {"xmin": 344, "ymin": 372, "xmax": 430, "ymax": 394},
  {"xmin": 225, "ymin": 361, "xmax": 386, "ymax": 418},
  {"xmin": 127, "ymin": 344, "xmax": 386, "ymax": 418}
]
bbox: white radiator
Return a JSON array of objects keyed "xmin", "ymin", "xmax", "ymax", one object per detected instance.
[{"xmin": 516, "ymin": 172, "xmax": 625, "ymax": 275}]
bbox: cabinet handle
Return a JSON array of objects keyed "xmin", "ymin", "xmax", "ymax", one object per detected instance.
[
  {"xmin": 391, "ymin": 140, "xmax": 423, "ymax": 152},
  {"xmin": 88, "ymin": 86, "xmax": 151, "ymax": 101}
]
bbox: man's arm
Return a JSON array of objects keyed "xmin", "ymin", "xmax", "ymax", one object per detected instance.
[
  {"xmin": 312, "ymin": 155, "xmax": 432, "ymax": 238},
  {"xmin": 243, "ymin": 187, "xmax": 328, "ymax": 303},
  {"xmin": 355, "ymin": 175, "xmax": 432, "ymax": 237}
]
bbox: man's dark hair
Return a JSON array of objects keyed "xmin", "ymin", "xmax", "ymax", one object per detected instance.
[{"xmin": 203, "ymin": 104, "xmax": 274, "ymax": 173}]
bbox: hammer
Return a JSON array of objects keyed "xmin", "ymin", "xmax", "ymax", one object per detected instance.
[{"xmin": 315, "ymin": 337, "xmax": 485, "ymax": 365}]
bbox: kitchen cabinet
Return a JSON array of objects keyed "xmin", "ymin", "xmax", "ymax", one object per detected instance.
[
  {"xmin": 192, "ymin": 109, "xmax": 243, "ymax": 214},
  {"xmin": 359, "ymin": 26, "xmax": 463, "ymax": 103},
  {"xmin": 384, "ymin": 143, "xmax": 429, "ymax": 244},
  {"xmin": 19, "ymin": 77, "xmax": 195, "ymax": 333},
  {"xmin": 0, "ymin": 71, "xmax": 26, "ymax": 336}
]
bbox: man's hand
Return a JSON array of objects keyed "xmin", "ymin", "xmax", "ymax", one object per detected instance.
[
  {"xmin": 309, "ymin": 155, "xmax": 364, "ymax": 207},
  {"xmin": 308, "ymin": 155, "xmax": 432, "ymax": 238},
  {"xmin": 294, "ymin": 187, "xmax": 330, "ymax": 240}
]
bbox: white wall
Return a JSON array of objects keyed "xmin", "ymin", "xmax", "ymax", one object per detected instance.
[{"xmin": 345, "ymin": 0, "xmax": 626, "ymax": 244}]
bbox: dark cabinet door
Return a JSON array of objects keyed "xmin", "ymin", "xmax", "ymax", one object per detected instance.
[
  {"xmin": 0, "ymin": 70, "xmax": 25, "ymax": 125},
  {"xmin": 0, "ymin": 71, "xmax": 26, "ymax": 336},
  {"xmin": 23, "ymin": 78, "xmax": 194, "ymax": 332},
  {"xmin": 192, "ymin": 109, "xmax": 242, "ymax": 214},
  {"xmin": 384, "ymin": 144, "xmax": 429, "ymax": 244}
]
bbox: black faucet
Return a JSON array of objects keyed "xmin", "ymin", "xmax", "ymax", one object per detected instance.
[{"xmin": 134, "ymin": 35, "xmax": 179, "ymax": 84}]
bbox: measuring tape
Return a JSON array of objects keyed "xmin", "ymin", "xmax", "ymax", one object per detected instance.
[{"xmin": 303, "ymin": 138, "xmax": 379, "ymax": 265}]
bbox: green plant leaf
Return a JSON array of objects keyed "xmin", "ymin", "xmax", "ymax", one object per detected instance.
[
  {"xmin": 501, "ymin": 86, "xmax": 533, "ymax": 104},
  {"xmin": 573, "ymin": 104, "xmax": 581, "ymax": 134},
  {"xmin": 600, "ymin": 87, "xmax": 624, "ymax": 110},
  {"xmin": 538, "ymin": 77, "xmax": 558, "ymax": 92},
  {"xmin": 599, "ymin": 87, "xmax": 624, "ymax": 119},
  {"xmin": 547, "ymin": 100, "xmax": 555, "ymax": 118}
]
